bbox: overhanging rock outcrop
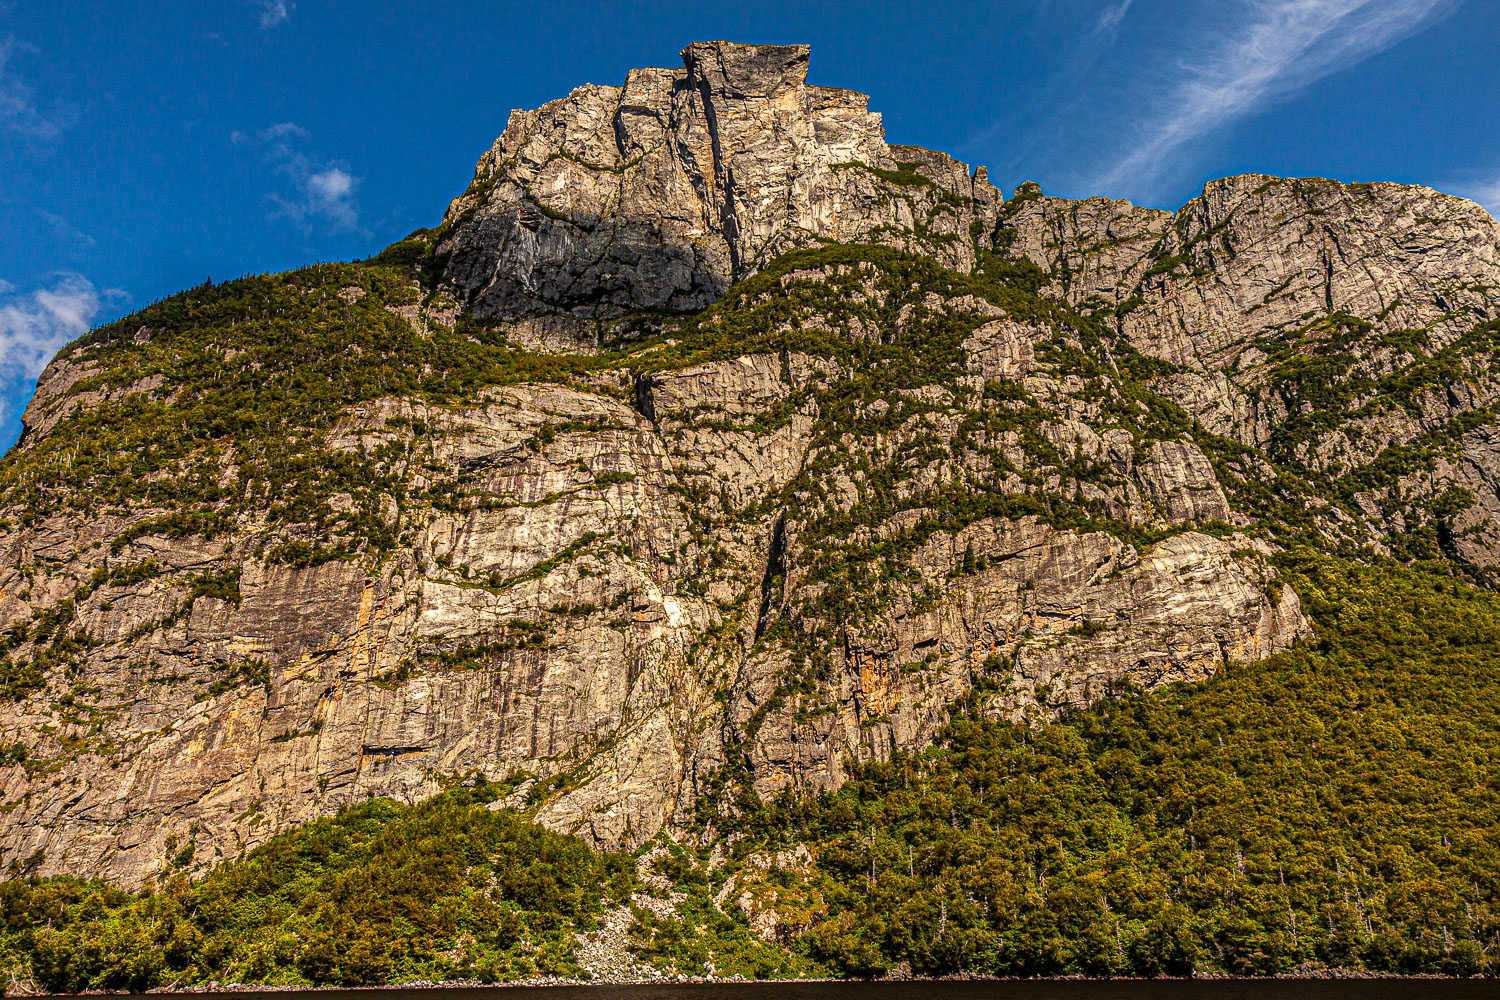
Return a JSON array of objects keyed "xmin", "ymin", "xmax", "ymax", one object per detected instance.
[{"xmin": 436, "ymin": 41, "xmax": 999, "ymax": 325}]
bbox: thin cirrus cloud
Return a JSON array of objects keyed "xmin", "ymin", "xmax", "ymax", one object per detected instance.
[
  {"xmin": 0, "ymin": 274, "xmax": 123, "ymax": 424},
  {"xmin": 233, "ymin": 122, "xmax": 362, "ymax": 232},
  {"xmin": 1093, "ymin": 0, "xmax": 1459, "ymax": 198},
  {"xmin": 0, "ymin": 37, "xmax": 61, "ymax": 139},
  {"xmin": 1095, "ymin": 0, "xmax": 1134, "ymax": 33},
  {"xmin": 36, "ymin": 209, "xmax": 97, "ymax": 255},
  {"xmin": 1458, "ymin": 173, "xmax": 1500, "ymax": 221},
  {"xmin": 957, "ymin": 0, "xmax": 1139, "ymax": 172},
  {"xmin": 257, "ymin": 0, "xmax": 293, "ymax": 30}
]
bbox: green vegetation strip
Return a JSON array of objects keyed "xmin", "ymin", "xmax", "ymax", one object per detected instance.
[{"xmin": 1, "ymin": 784, "xmax": 633, "ymax": 989}]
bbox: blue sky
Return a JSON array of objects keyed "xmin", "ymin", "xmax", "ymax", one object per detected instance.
[{"xmin": 2, "ymin": 0, "xmax": 1498, "ymax": 450}]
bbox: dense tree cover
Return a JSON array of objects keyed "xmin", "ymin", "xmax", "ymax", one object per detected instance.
[
  {"xmin": 692, "ymin": 552, "xmax": 1500, "ymax": 977},
  {"xmin": 0, "ymin": 781, "xmax": 635, "ymax": 990}
]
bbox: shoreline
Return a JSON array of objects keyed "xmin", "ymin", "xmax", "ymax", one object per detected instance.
[{"xmin": 9, "ymin": 969, "xmax": 1479, "ymax": 995}]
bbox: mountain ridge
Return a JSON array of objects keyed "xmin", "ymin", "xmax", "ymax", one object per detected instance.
[
  {"xmin": 430, "ymin": 40, "xmax": 998, "ymax": 341},
  {"xmin": 0, "ymin": 40, "xmax": 1496, "ymax": 908}
]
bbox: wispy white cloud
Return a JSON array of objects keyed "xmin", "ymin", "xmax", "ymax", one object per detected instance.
[
  {"xmin": 233, "ymin": 122, "xmax": 362, "ymax": 232},
  {"xmin": 304, "ymin": 167, "xmax": 358, "ymax": 229},
  {"xmin": 956, "ymin": 1, "xmax": 1137, "ymax": 166},
  {"xmin": 1454, "ymin": 172, "xmax": 1500, "ymax": 222},
  {"xmin": 0, "ymin": 37, "xmax": 61, "ymax": 139},
  {"xmin": 1096, "ymin": 0, "xmax": 1457, "ymax": 195},
  {"xmin": 257, "ymin": 0, "xmax": 293, "ymax": 30},
  {"xmin": 0, "ymin": 274, "xmax": 125, "ymax": 424},
  {"xmin": 251, "ymin": 120, "xmax": 309, "ymax": 147},
  {"xmin": 1096, "ymin": 0, "xmax": 1133, "ymax": 33},
  {"xmin": 36, "ymin": 209, "xmax": 96, "ymax": 254}
]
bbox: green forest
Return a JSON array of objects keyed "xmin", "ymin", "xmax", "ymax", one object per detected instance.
[
  {"xmin": 0, "ymin": 785, "xmax": 636, "ymax": 989},
  {"xmin": 716, "ymin": 551, "xmax": 1500, "ymax": 978},
  {"xmin": 2, "ymin": 551, "xmax": 1496, "ymax": 987}
]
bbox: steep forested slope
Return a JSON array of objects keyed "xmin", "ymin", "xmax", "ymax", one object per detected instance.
[
  {"xmin": 709, "ymin": 553, "xmax": 1500, "ymax": 978},
  {"xmin": 2, "ymin": 551, "xmax": 1497, "ymax": 987}
]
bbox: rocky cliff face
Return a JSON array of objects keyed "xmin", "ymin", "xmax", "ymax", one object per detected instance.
[
  {"xmin": 998, "ymin": 175, "xmax": 1500, "ymax": 562},
  {"xmin": 0, "ymin": 41, "xmax": 1496, "ymax": 888},
  {"xmin": 436, "ymin": 42, "xmax": 997, "ymax": 339}
]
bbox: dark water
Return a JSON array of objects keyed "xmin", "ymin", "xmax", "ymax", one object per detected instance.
[{"xmin": 136, "ymin": 982, "xmax": 1500, "ymax": 1000}]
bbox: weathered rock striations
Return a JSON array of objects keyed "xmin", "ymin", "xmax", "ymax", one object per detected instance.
[
  {"xmin": 999, "ymin": 174, "xmax": 1500, "ymax": 365},
  {"xmin": 1, "ymin": 42, "xmax": 1498, "ymax": 889},
  {"xmin": 997, "ymin": 173, "xmax": 1500, "ymax": 559},
  {"xmin": 436, "ymin": 41, "xmax": 998, "ymax": 333}
]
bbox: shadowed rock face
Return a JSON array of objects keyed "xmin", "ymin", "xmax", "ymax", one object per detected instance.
[
  {"xmin": 2, "ymin": 42, "xmax": 1499, "ymax": 889},
  {"xmin": 436, "ymin": 41, "xmax": 999, "ymax": 323}
]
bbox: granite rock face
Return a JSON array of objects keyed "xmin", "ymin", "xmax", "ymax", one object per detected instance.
[
  {"xmin": 1000, "ymin": 174, "xmax": 1500, "ymax": 367},
  {"xmin": 437, "ymin": 41, "xmax": 998, "ymax": 327},
  {"xmin": 997, "ymin": 174, "xmax": 1500, "ymax": 560},
  {"xmin": 0, "ymin": 276, "xmax": 1307, "ymax": 888},
  {"xmin": 3, "ymin": 42, "xmax": 1499, "ymax": 888}
]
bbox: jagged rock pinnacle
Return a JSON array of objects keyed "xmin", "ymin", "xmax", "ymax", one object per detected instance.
[{"xmin": 435, "ymin": 40, "xmax": 999, "ymax": 335}]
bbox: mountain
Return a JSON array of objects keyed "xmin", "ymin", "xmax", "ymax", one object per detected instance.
[
  {"xmin": 1, "ymin": 41, "xmax": 1499, "ymax": 983},
  {"xmin": 438, "ymin": 41, "xmax": 998, "ymax": 320}
]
